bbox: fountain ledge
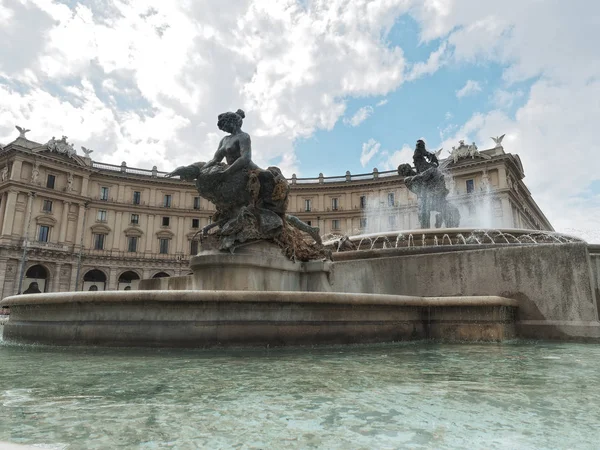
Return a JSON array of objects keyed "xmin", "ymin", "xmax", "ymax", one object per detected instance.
[{"xmin": 0, "ymin": 290, "xmax": 517, "ymax": 347}]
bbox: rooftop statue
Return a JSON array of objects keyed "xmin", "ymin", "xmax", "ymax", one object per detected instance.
[
  {"xmin": 398, "ymin": 139, "xmax": 460, "ymax": 229},
  {"xmin": 46, "ymin": 136, "xmax": 77, "ymax": 158},
  {"xmin": 167, "ymin": 109, "xmax": 325, "ymax": 260},
  {"xmin": 16, "ymin": 126, "xmax": 31, "ymax": 138},
  {"xmin": 448, "ymin": 139, "xmax": 491, "ymax": 164},
  {"xmin": 491, "ymin": 134, "xmax": 506, "ymax": 147}
]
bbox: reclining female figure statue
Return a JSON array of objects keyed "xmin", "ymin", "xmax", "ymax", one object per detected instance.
[{"xmin": 167, "ymin": 109, "xmax": 322, "ymax": 253}]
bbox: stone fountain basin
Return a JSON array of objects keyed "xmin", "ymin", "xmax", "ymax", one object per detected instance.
[{"xmin": 0, "ymin": 290, "xmax": 517, "ymax": 347}]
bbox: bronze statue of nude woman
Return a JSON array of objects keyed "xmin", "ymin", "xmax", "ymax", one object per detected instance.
[{"xmin": 167, "ymin": 109, "xmax": 322, "ymax": 253}]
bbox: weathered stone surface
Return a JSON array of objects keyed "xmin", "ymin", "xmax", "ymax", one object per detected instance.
[
  {"xmin": 329, "ymin": 243, "xmax": 600, "ymax": 340},
  {"xmin": 139, "ymin": 241, "xmax": 332, "ymax": 292},
  {"xmin": 0, "ymin": 290, "xmax": 517, "ymax": 347}
]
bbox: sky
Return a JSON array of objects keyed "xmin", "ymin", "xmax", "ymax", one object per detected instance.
[{"xmin": 0, "ymin": 0, "xmax": 599, "ymax": 242}]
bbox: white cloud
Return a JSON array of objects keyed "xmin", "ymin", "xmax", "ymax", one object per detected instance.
[
  {"xmin": 456, "ymin": 80, "xmax": 482, "ymax": 98},
  {"xmin": 380, "ymin": 144, "xmax": 413, "ymax": 171},
  {"xmin": 376, "ymin": 99, "xmax": 388, "ymax": 107},
  {"xmin": 344, "ymin": 106, "xmax": 374, "ymax": 127},
  {"xmin": 0, "ymin": 0, "xmax": 415, "ymax": 176},
  {"xmin": 360, "ymin": 138, "xmax": 381, "ymax": 167},
  {"xmin": 406, "ymin": 42, "xmax": 448, "ymax": 80},
  {"xmin": 491, "ymin": 89, "xmax": 524, "ymax": 109},
  {"xmin": 412, "ymin": 1, "xmax": 600, "ymax": 242}
]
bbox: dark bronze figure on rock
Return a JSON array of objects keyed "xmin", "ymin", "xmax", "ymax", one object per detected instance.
[
  {"xmin": 398, "ymin": 140, "xmax": 460, "ymax": 229},
  {"xmin": 167, "ymin": 109, "xmax": 325, "ymax": 260}
]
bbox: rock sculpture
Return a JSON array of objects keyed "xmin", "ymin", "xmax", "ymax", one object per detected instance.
[
  {"xmin": 167, "ymin": 109, "xmax": 326, "ymax": 261},
  {"xmin": 448, "ymin": 140, "xmax": 491, "ymax": 164},
  {"xmin": 46, "ymin": 136, "xmax": 77, "ymax": 157},
  {"xmin": 398, "ymin": 140, "xmax": 460, "ymax": 229}
]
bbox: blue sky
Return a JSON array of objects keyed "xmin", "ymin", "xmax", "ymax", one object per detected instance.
[{"xmin": 0, "ymin": 0, "xmax": 598, "ymax": 242}]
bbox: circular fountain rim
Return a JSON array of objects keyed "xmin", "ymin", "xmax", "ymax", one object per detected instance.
[
  {"xmin": 322, "ymin": 227, "xmax": 586, "ymax": 248},
  {"xmin": 0, "ymin": 289, "xmax": 519, "ymax": 308}
]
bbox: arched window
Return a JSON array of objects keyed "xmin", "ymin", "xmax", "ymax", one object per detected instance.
[
  {"xmin": 152, "ymin": 272, "xmax": 170, "ymax": 278},
  {"xmin": 118, "ymin": 270, "xmax": 141, "ymax": 290},
  {"xmin": 24, "ymin": 264, "xmax": 49, "ymax": 293},
  {"xmin": 83, "ymin": 269, "xmax": 107, "ymax": 291}
]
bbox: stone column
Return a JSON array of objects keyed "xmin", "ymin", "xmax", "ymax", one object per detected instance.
[
  {"xmin": 74, "ymin": 203, "xmax": 86, "ymax": 249},
  {"xmin": 0, "ymin": 258, "xmax": 8, "ymax": 299},
  {"xmin": 58, "ymin": 201, "xmax": 70, "ymax": 243},
  {"xmin": 54, "ymin": 262, "xmax": 62, "ymax": 293},
  {"xmin": 1, "ymin": 190, "xmax": 18, "ymax": 236},
  {"xmin": 176, "ymin": 216, "xmax": 184, "ymax": 253},
  {"xmin": 108, "ymin": 267, "xmax": 119, "ymax": 291},
  {"xmin": 0, "ymin": 192, "xmax": 7, "ymax": 234},
  {"xmin": 22, "ymin": 192, "xmax": 36, "ymax": 241},
  {"xmin": 112, "ymin": 211, "xmax": 123, "ymax": 250},
  {"xmin": 501, "ymin": 197, "xmax": 513, "ymax": 228},
  {"xmin": 149, "ymin": 188, "xmax": 157, "ymax": 207},
  {"xmin": 145, "ymin": 214, "xmax": 154, "ymax": 252},
  {"xmin": 81, "ymin": 177, "xmax": 89, "ymax": 196},
  {"xmin": 69, "ymin": 264, "xmax": 81, "ymax": 291},
  {"xmin": 10, "ymin": 160, "xmax": 22, "ymax": 180}
]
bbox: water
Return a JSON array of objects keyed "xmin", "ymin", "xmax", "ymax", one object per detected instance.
[{"xmin": 1, "ymin": 335, "xmax": 599, "ymax": 449}]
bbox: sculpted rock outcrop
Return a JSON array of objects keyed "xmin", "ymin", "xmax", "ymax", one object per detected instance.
[{"xmin": 168, "ymin": 109, "xmax": 325, "ymax": 261}]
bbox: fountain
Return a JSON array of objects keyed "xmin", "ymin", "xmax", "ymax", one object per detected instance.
[{"xmin": 1, "ymin": 113, "xmax": 599, "ymax": 347}]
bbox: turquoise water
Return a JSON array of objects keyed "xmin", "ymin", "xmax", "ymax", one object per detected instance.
[{"xmin": 1, "ymin": 331, "xmax": 599, "ymax": 449}]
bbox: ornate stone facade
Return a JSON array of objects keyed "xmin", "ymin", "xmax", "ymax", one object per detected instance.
[{"xmin": 0, "ymin": 132, "xmax": 553, "ymax": 298}]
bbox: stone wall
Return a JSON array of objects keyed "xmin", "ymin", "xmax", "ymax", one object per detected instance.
[
  {"xmin": 589, "ymin": 245, "xmax": 600, "ymax": 317},
  {"xmin": 330, "ymin": 243, "xmax": 600, "ymax": 340}
]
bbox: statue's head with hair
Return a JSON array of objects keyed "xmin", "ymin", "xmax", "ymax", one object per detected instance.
[{"xmin": 217, "ymin": 109, "xmax": 245, "ymax": 133}]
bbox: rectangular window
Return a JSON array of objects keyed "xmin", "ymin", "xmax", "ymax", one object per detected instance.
[
  {"xmin": 387, "ymin": 193, "xmax": 395, "ymax": 207},
  {"xmin": 360, "ymin": 217, "xmax": 368, "ymax": 229},
  {"xmin": 131, "ymin": 214, "xmax": 139, "ymax": 225},
  {"xmin": 305, "ymin": 199, "xmax": 311, "ymax": 212},
  {"xmin": 360, "ymin": 195, "xmax": 367, "ymax": 209},
  {"xmin": 38, "ymin": 225, "xmax": 50, "ymax": 242},
  {"xmin": 466, "ymin": 179, "xmax": 474, "ymax": 194},
  {"xmin": 162, "ymin": 216, "xmax": 170, "ymax": 227},
  {"xmin": 42, "ymin": 199, "xmax": 53, "ymax": 212},
  {"xmin": 331, "ymin": 198, "xmax": 339, "ymax": 211},
  {"xmin": 193, "ymin": 197, "xmax": 201, "ymax": 210},
  {"xmin": 192, "ymin": 218, "xmax": 200, "ymax": 228},
  {"xmin": 388, "ymin": 215, "xmax": 396, "ymax": 229},
  {"xmin": 46, "ymin": 174, "xmax": 55, "ymax": 189},
  {"xmin": 306, "ymin": 220, "xmax": 312, "ymax": 226},
  {"xmin": 100, "ymin": 186, "xmax": 109, "ymax": 201},
  {"xmin": 127, "ymin": 236, "xmax": 138, "ymax": 252},
  {"xmin": 97, "ymin": 210, "xmax": 107, "ymax": 222},
  {"xmin": 163, "ymin": 194, "xmax": 172, "ymax": 208},
  {"xmin": 332, "ymin": 219, "xmax": 340, "ymax": 230},
  {"xmin": 133, "ymin": 191, "xmax": 141, "ymax": 205},
  {"xmin": 93, "ymin": 233, "xmax": 105, "ymax": 250},
  {"xmin": 190, "ymin": 240, "xmax": 199, "ymax": 255},
  {"xmin": 159, "ymin": 238, "xmax": 169, "ymax": 254}
]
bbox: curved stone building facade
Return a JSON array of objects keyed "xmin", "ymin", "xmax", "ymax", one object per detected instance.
[{"xmin": 0, "ymin": 131, "xmax": 552, "ymax": 298}]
